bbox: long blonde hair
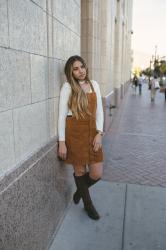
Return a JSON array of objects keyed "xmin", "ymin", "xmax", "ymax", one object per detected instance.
[{"xmin": 64, "ymin": 55, "xmax": 91, "ymax": 119}]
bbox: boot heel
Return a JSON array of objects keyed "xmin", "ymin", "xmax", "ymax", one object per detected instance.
[
  {"xmin": 84, "ymin": 204, "xmax": 100, "ymax": 220},
  {"xmin": 73, "ymin": 191, "xmax": 81, "ymax": 204}
]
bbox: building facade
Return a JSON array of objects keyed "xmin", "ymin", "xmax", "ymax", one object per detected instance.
[{"xmin": 0, "ymin": 0, "xmax": 133, "ymax": 249}]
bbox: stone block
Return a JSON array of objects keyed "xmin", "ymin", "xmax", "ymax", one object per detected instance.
[
  {"xmin": 47, "ymin": 98, "xmax": 59, "ymax": 138},
  {"xmin": 64, "ymin": 31, "xmax": 80, "ymax": 60},
  {"xmin": 8, "ymin": 0, "xmax": 47, "ymax": 56},
  {"xmin": 13, "ymin": 102, "xmax": 49, "ymax": 164},
  {"xmin": 0, "ymin": 110, "xmax": 15, "ymax": 175},
  {"xmin": 64, "ymin": 29, "xmax": 71, "ymax": 60},
  {"xmin": 75, "ymin": 0, "xmax": 80, "ymax": 6},
  {"xmin": 0, "ymin": 48, "xmax": 31, "ymax": 112},
  {"xmin": 0, "ymin": 0, "xmax": 9, "ymax": 47},
  {"xmin": 48, "ymin": 58, "xmax": 62, "ymax": 98},
  {"xmin": 53, "ymin": 20, "xmax": 65, "ymax": 59},
  {"xmin": 59, "ymin": 60, "xmax": 66, "ymax": 83},
  {"xmin": 30, "ymin": 54, "xmax": 49, "ymax": 103},
  {"xmin": 70, "ymin": 32, "xmax": 80, "ymax": 56},
  {"xmin": 47, "ymin": 14, "xmax": 53, "ymax": 57},
  {"xmin": 47, "ymin": 0, "xmax": 53, "ymax": 15},
  {"xmin": 0, "ymin": 48, "xmax": 13, "ymax": 112},
  {"xmin": 52, "ymin": 0, "xmax": 64, "ymax": 23},
  {"xmin": 70, "ymin": 1, "xmax": 80, "ymax": 34},
  {"xmin": 52, "ymin": 0, "xmax": 80, "ymax": 35},
  {"xmin": 12, "ymin": 51, "xmax": 31, "ymax": 108},
  {"xmin": 32, "ymin": 0, "xmax": 46, "ymax": 10}
]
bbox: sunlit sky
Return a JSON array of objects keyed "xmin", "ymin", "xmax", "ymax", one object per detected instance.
[{"xmin": 132, "ymin": 0, "xmax": 166, "ymax": 68}]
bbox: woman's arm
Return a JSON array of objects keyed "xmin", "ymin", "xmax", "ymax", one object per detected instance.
[
  {"xmin": 93, "ymin": 80, "xmax": 104, "ymax": 132},
  {"xmin": 58, "ymin": 82, "xmax": 71, "ymax": 159},
  {"xmin": 58, "ymin": 82, "xmax": 71, "ymax": 141},
  {"xmin": 92, "ymin": 80, "xmax": 104, "ymax": 152}
]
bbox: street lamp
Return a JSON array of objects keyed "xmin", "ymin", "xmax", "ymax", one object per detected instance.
[{"xmin": 155, "ymin": 45, "xmax": 157, "ymax": 60}]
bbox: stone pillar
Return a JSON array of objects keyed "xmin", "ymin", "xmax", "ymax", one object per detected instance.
[
  {"xmin": 114, "ymin": 0, "xmax": 123, "ymax": 108},
  {"xmin": 81, "ymin": 0, "xmax": 101, "ymax": 82},
  {"xmin": 81, "ymin": 0, "xmax": 117, "ymax": 132},
  {"xmin": 81, "ymin": 0, "xmax": 134, "ymax": 131}
]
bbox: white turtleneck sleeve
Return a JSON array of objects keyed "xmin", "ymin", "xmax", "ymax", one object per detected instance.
[
  {"xmin": 58, "ymin": 82, "xmax": 71, "ymax": 141},
  {"xmin": 91, "ymin": 80, "xmax": 104, "ymax": 133},
  {"xmin": 58, "ymin": 80, "xmax": 104, "ymax": 141}
]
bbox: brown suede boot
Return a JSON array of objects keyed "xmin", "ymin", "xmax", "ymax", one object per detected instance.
[
  {"xmin": 73, "ymin": 172, "xmax": 100, "ymax": 204},
  {"xmin": 74, "ymin": 174, "xmax": 100, "ymax": 220}
]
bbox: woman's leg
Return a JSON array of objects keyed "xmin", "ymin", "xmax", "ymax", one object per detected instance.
[
  {"xmin": 73, "ymin": 165, "xmax": 86, "ymax": 177},
  {"xmin": 151, "ymin": 88, "xmax": 155, "ymax": 101},
  {"xmin": 73, "ymin": 164, "xmax": 100, "ymax": 220},
  {"xmin": 72, "ymin": 165, "xmax": 87, "ymax": 204},
  {"xmin": 73, "ymin": 162, "xmax": 103, "ymax": 204},
  {"xmin": 88, "ymin": 162, "xmax": 103, "ymax": 180},
  {"xmin": 154, "ymin": 89, "xmax": 156, "ymax": 100}
]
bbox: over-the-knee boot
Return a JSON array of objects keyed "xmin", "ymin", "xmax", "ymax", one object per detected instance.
[
  {"xmin": 74, "ymin": 174, "xmax": 100, "ymax": 220},
  {"xmin": 73, "ymin": 172, "xmax": 100, "ymax": 204}
]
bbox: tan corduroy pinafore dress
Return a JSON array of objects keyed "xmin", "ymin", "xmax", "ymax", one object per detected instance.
[{"xmin": 65, "ymin": 82, "xmax": 103, "ymax": 166}]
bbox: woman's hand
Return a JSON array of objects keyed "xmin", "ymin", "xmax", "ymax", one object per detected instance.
[
  {"xmin": 58, "ymin": 141, "xmax": 67, "ymax": 160},
  {"xmin": 93, "ymin": 134, "xmax": 102, "ymax": 152}
]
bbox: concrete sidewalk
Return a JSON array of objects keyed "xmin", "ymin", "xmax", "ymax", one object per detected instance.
[
  {"xmin": 49, "ymin": 181, "xmax": 166, "ymax": 250},
  {"xmin": 49, "ymin": 83, "xmax": 166, "ymax": 250}
]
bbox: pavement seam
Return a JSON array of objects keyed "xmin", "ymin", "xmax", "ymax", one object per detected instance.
[{"xmin": 121, "ymin": 184, "xmax": 128, "ymax": 250}]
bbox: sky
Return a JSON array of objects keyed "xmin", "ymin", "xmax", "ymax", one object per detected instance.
[{"xmin": 132, "ymin": 0, "xmax": 166, "ymax": 69}]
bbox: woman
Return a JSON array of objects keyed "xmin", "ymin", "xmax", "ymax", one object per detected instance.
[
  {"xmin": 58, "ymin": 55, "xmax": 104, "ymax": 220},
  {"xmin": 133, "ymin": 75, "xmax": 138, "ymax": 94},
  {"xmin": 151, "ymin": 75, "xmax": 159, "ymax": 102}
]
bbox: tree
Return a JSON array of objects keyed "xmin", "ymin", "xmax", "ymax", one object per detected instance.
[
  {"xmin": 159, "ymin": 60, "xmax": 166, "ymax": 76},
  {"xmin": 142, "ymin": 67, "xmax": 153, "ymax": 77},
  {"xmin": 158, "ymin": 60, "xmax": 166, "ymax": 85}
]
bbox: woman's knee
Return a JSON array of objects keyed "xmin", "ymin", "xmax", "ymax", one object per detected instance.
[
  {"xmin": 73, "ymin": 165, "xmax": 86, "ymax": 176},
  {"xmin": 89, "ymin": 165, "xmax": 103, "ymax": 180},
  {"xmin": 89, "ymin": 172, "xmax": 102, "ymax": 180}
]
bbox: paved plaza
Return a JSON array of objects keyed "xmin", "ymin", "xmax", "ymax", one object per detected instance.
[{"xmin": 103, "ymin": 83, "xmax": 166, "ymax": 187}]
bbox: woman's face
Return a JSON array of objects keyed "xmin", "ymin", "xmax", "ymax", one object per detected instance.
[{"xmin": 72, "ymin": 60, "xmax": 86, "ymax": 80}]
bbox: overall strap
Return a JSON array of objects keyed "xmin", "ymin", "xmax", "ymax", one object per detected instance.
[{"xmin": 89, "ymin": 81, "xmax": 95, "ymax": 92}]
